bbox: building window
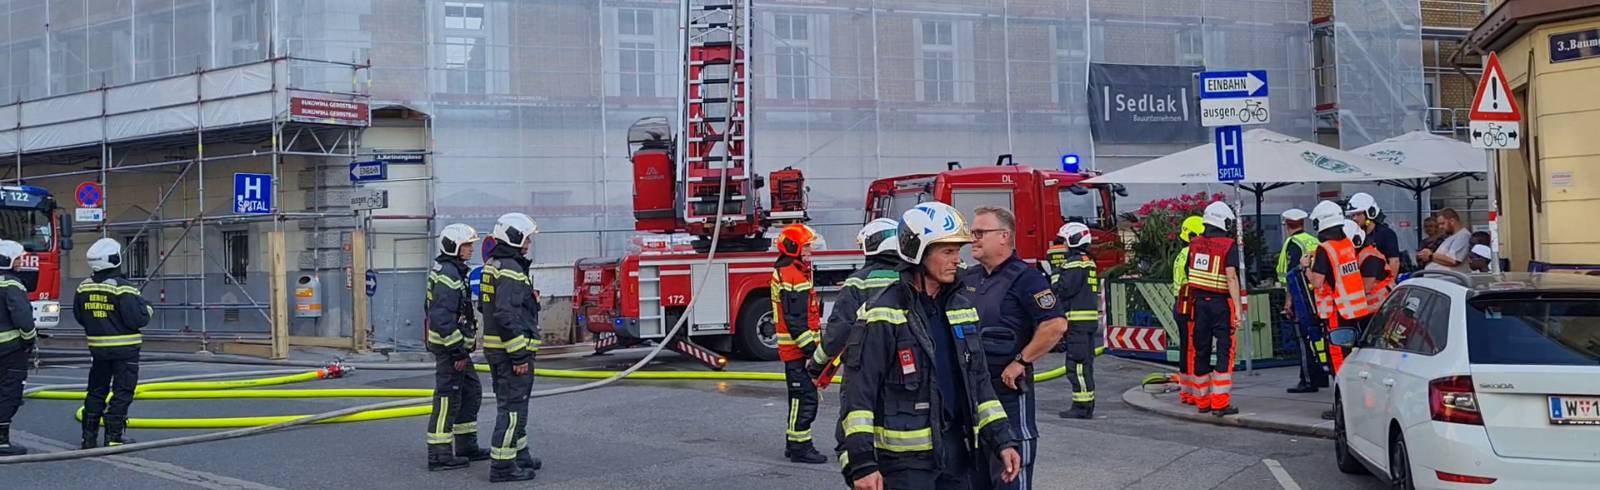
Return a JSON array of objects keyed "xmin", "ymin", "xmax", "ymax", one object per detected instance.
[
  {"xmin": 919, "ymin": 19, "xmax": 956, "ymax": 103},
  {"xmin": 444, "ymin": 37, "xmax": 486, "ymax": 94},
  {"xmin": 617, "ymin": 8, "xmax": 659, "ymax": 97},
  {"xmin": 222, "ymin": 230, "xmax": 249, "ymax": 285},
  {"xmin": 1176, "ymin": 26, "xmax": 1204, "ymax": 66},
  {"xmin": 122, "ymin": 234, "xmax": 150, "ymax": 279},
  {"xmin": 444, "ymin": 2, "xmax": 485, "ymax": 30},
  {"xmin": 1053, "ymin": 25, "xmax": 1086, "ymax": 107},
  {"xmin": 773, "ymin": 14, "xmax": 811, "ymax": 100}
]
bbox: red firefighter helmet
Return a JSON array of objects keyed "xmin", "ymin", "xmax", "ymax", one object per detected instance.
[{"xmin": 774, "ymin": 224, "xmax": 818, "ymax": 258}]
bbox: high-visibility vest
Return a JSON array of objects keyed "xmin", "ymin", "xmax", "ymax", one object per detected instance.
[
  {"xmin": 1276, "ymin": 232, "xmax": 1320, "ymax": 284},
  {"xmin": 1357, "ymin": 246, "xmax": 1394, "ymax": 307},
  {"xmin": 1314, "ymin": 239, "xmax": 1371, "ymax": 320},
  {"xmin": 1186, "ymin": 236, "xmax": 1234, "ymax": 294}
]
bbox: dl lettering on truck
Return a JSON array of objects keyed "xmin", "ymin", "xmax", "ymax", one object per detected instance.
[{"xmin": 1088, "ymin": 63, "xmax": 1206, "ymax": 145}]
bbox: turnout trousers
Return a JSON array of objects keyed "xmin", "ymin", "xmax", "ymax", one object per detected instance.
[
  {"xmin": 486, "ymin": 357, "xmax": 532, "ymax": 461},
  {"xmin": 83, "ymin": 347, "xmax": 140, "ymax": 442},
  {"xmin": 783, "ymin": 360, "xmax": 818, "ymax": 444},
  {"xmin": 1064, "ymin": 323, "xmax": 1098, "ymax": 410},
  {"xmin": 0, "ymin": 348, "xmax": 28, "ymax": 429},
  {"xmin": 426, "ymin": 354, "xmax": 483, "ymax": 446},
  {"xmin": 1189, "ymin": 295, "xmax": 1237, "ymax": 410}
]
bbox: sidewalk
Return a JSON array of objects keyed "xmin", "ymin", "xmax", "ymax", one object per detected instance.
[{"xmin": 1121, "ymin": 364, "xmax": 1337, "ymax": 438}]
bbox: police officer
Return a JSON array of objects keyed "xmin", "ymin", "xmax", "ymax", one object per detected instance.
[
  {"xmin": 1053, "ymin": 222, "xmax": 1100, "ymax": 420},
  {"xmin": 1278, "ymin": 209, "xmax": 1326, "ymax": 394},
  {"xmin": 818, "ymin": 218, "xmax": 902, "ymax": 388},
  {"xmin": 75, "ymin": 238, "xmax": 153, "ymax": 448},
  {"xmin": 1185, "ymin": 202, "xmax": 1244, "ymax": 417},
  {"xmin": 1173, "ymin": 216, "xmax": 1203, "ymax": 407},
  {"xmin": 424, "ymin": 224, "xmax": 491, "ymax": 471},
  {"xmin": 0, "ymin": 241, "xmax": 36, "ymax": 456},
  {"xmin": 772, "ymin": 223, "xmax": 827, "ymax": 464},
  {"xmin": 479, "ymin": 213, "xmax": 541, "ymax": 482},
  {"xmin": 962, "ymin": 207, "xmax": 1065, "ymax": 489},
  {"xmin": 840, "ymin": 202, "xmax": 1020, "ymax": 490}
]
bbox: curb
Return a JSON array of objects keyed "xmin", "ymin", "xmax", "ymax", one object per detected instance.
[{"xmin": 1120, "ymin": 385, "xmax": 1337, "ymax": 439}]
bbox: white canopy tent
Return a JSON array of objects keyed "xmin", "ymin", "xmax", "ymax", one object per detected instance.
[{"xmin": 1355, "ymin": 131, "xmax": 1487, "ymax": 241}]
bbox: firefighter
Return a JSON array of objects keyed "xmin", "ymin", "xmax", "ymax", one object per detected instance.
[
  {"xmin": 1345, "ymin": 192, "xmax": 1401, "ymax": 274},
  {"xmin": 0, "ymin": 240, "xmax": 36, "ymax": 456},
  {"xmin": 772, "ymin": 223, "xmax": 827, "ymax": 464},
  {"xmin": 961, "ymin": 207, "xmax": 1066, "ymax": 489},
  {"xmin": 479, "ymin": 213, "xmax": 541, "ymax": 482},
  {"xmin": 424, "ymin": 224, "xmax": 492, "ymax": 471},
  {"xmin": 840, "ymin": 202, "xmax": 1020, "ymax": 489},
  {"xmin": 818, "ymin": 218, "xmax": 902, "ymax": 387},
  {"xmin": 1185, "ymin": 202, "xmax": 1245, "ymax": 417},
  {"xmin": 1278, "ymin": 209, "xmax": 1326, "ymax": 394},
  {"xmin": 1053, "ymin": 222, "xmax": 1100, "ymax": 420},
  {"xmin": 1347, "ymin": 221, "xmax": 1393, "ymax": 330},
  {"xmin": 75, "ymin": 237, "xmax": 153, "ymax": 448},
  {"xmin": 1173, "ymin": 216, "xmax": 1203, "ymax": 407},
  {"xmin": 1305, "ymin": 201, "xmax": 1371, "ymax": 385}
]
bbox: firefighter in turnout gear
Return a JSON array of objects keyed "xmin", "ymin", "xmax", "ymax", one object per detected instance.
[
  {"xmin": 1053, "ymin": 222, "xmax": 1100, "ymax": 420},
  {"xmin": 840, "ymin": 202, "xmax": 1021, "ymax": 489},
  {"xmin": 1279, "ymin": 209, "xmax": 1327, "ymax": 394},
  {"xmin": 1348, "ymin": 221, "xmax": 1394, "ymax": 319},
  {"xmin": 1306, "ymin": 201, "xmax": 1371, "ymax": 382},
  {"xmin": 1185, "ymin": 202, "xmax": 1245, "ymax": 417},
  {"xmin": 1174, "ymin": 216, "xmax": 1204, "ymax": 407},
  {"xmin": 772, "ymin": 223, "xmax": 828, "ymax": 464},
  {"xmin": 479, "ymin": 213, "xmax": 542, "ymax": 482},
  {"xmin": 424, "ymin": 224, "xmax": 492, "ymax": 471},
  {"xmin": 0, "ymin": 241, "xmax": 36, "ymax": 456},
  {"xmin": 75, "ymin": 238, "xmax": 154, "ymax": 448},
  {"xmin": 819, "ymin": 218, "xmax": 902, "ymax": 389}
]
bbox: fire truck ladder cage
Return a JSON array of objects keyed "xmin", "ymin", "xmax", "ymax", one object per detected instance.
[{"xmin": 679, "ymin": 0, "xmax": 755, "ymax": 233}]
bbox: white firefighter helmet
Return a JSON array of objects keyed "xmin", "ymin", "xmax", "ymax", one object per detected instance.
[
  {"xmin": 1311, "ymin": 200, "xmax": 1345, "ymax": 232},
  {"xmin": 491, "ymin": 213, "xmax": 538, "ymax": 248},
  {"xmin": 87, "ymin": 237, "xmax": 124, "ymax": 272},
  {"xmin": 857, "ymin": 218, "xmax": 900, "ymax": 257},
  {"xmin": 897, "ymin": 202, "xmax": 973, "ymax": 264},
  {"xmin": 1202, "ymin": 201, "xmax": 1236, "ymax": 230},
  {"xmin": 0, "ymin": 240, "xmax": 22, "ymax": 270},
  {"xmin": 1346, "ymin": 192, "xmax": 1380, "ymax": 219},
  {"xmin": 1343, "ymin": 220, "xmax": 1366, "ymax": 248},
  {"xmin": 1057, "ymin": 222, "xmax": 1092, "ymax": 248},
  {"xmin": 438, "ymin": 223, "xmax": 480, "ymax": 257}
]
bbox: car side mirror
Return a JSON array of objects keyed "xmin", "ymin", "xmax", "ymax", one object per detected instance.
[
  {"xmin": 1065, "ymin": 185, "xmax": 1089, "ymax": 196},
  {"xmin": 1328, "ymin": 327, "xmax": 1360, "ymax": 348},
  {"xmin": 57, "ymin": 214, "xmax": 74, "ymax": 251}
]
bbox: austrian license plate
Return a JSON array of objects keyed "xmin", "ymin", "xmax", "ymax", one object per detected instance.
[{"xmin": 1548, "ymin": 396, "xmax": 1600, "ymax": 425}]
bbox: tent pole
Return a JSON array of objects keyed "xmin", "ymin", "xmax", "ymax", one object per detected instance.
[{"xmin": 1416, "ymin": 187, "xmax": 1425, "ymax": 244}]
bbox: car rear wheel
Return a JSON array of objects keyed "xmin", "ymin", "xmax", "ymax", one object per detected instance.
[
  {"xmin": 733, "ymin": 294, "xmax": 779, "ymax": 362},
  {"xmin": 1334, "ymin": 394, "xmax": 1367, "ymax": 475},
  {"xmin": 1389, "ymin": 429, "xmax": 1415, "ymax": 490}
]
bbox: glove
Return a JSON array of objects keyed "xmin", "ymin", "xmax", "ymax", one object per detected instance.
[{"xmin": 805, "ymin": 359, "xmax": 825, "ymax": 380}]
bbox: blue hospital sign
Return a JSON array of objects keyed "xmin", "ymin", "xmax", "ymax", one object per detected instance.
[
  {"xmin": 1214, "ymin": 126, "xmax": 1245, "ymax": 182},
  {"xmin": 234, "ymin": 173, "xmax": 273, "ymax": 214}
]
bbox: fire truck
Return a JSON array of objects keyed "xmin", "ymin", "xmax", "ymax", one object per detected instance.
[{"xmin": 0, "ymin": 185, "xmax": 70, "ymax": 327}]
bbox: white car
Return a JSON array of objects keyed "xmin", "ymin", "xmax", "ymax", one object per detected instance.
[{"xmin": 1330, "ymin": 270, "xmax": 1600, "ymax": 489}]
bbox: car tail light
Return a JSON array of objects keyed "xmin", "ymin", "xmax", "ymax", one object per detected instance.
[
  {"xmin": 1436, "ymin": 471, "xmax": 1496, "ymax": 484},
  {"xmin": 1429, "ymin": 375, "xmax": 1482, "ymax": 425}
]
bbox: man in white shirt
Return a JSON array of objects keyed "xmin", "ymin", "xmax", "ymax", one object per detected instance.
[{"xmin": 1419, "ymin": 208, "xmax": 1470, "ymax": 273}]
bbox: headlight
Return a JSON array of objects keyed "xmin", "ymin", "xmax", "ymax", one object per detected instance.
[{"xmin": 43, "ymin": 303, "xmax": 59, "ymax": 314}]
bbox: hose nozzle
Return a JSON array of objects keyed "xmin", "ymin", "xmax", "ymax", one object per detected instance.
[{"xmin": 322, "ymin": 362, "xmax": 354, "ymax": 379}]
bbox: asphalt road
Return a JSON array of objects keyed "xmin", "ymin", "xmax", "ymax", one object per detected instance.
[{"xmin": 3, "ymin": 351, "xmax": 1389, "ymax": 489}]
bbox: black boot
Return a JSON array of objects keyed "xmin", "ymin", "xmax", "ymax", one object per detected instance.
[
  {"xmin": 427, "ymin": 444, "xmax": 470, "ymax": 471},
  {"xmin": 784, "ymin": 441, "xmax": 827, "ymax": 464},
  {"xmin": 516, "ymin": 448, "xmax": 542, "ymax": 470},
  {"xmin": 0, "ymin": 426, "xmax": 28, "ymax": 456},
  {"xmin": 1286, "ymin": 383, "xmax": 1319, "ymax": 394},
  {"xmin": 489, "ymin": 460, "xmax": 536, "ymax": 482},
  {"xmin": 1212, "ymin": 405, "xmax": 1240, "ymax": 417},
  {"xmin": 1061, "ymin": 403, "xmax": 1094, "ymax": 419},
  {"xmin": 454, "ymin": 434, "xmax": 491, "ymax": 462},
  {"xmin": 80, "ymin": 419, "xmax": 99, "ymax": 450},
  {"xmin": 104, "ymin": 420, "xmax": 135, "ymax": 447}
]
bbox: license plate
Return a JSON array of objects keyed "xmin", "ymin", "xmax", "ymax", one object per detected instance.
[{"xmin": 1549, "ymin": 396, "xmax": 1600, "ymax": 425}]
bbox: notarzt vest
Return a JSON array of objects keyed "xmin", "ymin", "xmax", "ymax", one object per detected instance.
[
  {"xmin": 1185, "ymin": 236, "xmax": 1234, "ymax": 294},
  {"xmin": 1315, "ymin": 239, "xmax": 1372, "ymax": 320}
]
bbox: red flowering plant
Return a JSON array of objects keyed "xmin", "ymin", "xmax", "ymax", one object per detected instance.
[{"xmin": 1108, "ymin": 192, "xmax": 1227, "ymax": 281}]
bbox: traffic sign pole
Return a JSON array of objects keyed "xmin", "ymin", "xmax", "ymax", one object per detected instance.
[{"xmin": 1468, "ymin": 52, "xmax": 1522, "ymax": 271}]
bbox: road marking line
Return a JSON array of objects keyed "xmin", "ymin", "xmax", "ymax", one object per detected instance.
[
  {"xmin": 1262, "ymin": 458, "xmax": 1301, "ymax": 490},
  {"xmin": 13, "ymin": 431, "xmax": 286, "ymax": 490}
]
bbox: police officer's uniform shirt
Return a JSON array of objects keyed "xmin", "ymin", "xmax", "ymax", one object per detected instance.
[
  {"xmin": 1192, "ymin": 230, "xmax": 1240, "ymax": 297},
  {"xmin": 920, "ymin": 289, "xmax": 966, "ymax": 423},
  {"xmin": 960, "ymin": 254, "xmax": 1062, "ymax": 361},
  {"xmin": 1310, "ymin": 229, "xmax": 1348, "ymax": 279}
]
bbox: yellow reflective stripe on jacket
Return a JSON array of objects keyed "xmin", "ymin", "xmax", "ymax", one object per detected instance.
[
  {"xmin": 974, "ymin": 399, "xmax": 1008, "ymax": 433},
  {"xmin": 87, "ymin": 333, "xmax": 143, "ymax": 347},
  {"xmin": 780, "ymin": 281, "xmax": 814, "ymax": 292},
  {"xmin": 945, "ymin": 308, "xmax": 979, "ymax": 325},
  {"xmin": 77, "ymin": 283, "xmax": 141, "ymax": 295},
  {"xmin": 427, "ymin": 272, "xmax": 464, "ymax": 290},
  {"xmin": 1066, "ymin": 310, "xmax": 1099, "ymax": 321},
  {"xmin": 843, "ymin": 410, "xmax": 875, "ymax": 437},
  {"xmin": 0, "ymin": 329, "xmax": 22, "ymax": 343},
  {"xmin": 862, "ymin": 307, "xmax": 908, "ymax": 325},
  {"xmin": 427, "ymin": 329, "xmax": 465, "ymax": 347},
  {"xmin": 482, "ymin": 335, "xmax": 537, "ymax": 353},
  {"xmin": 873, "ymin": 427, "xmax": 934, "ymax": 452},
  {"xmin": 0, "ymin": 279, "xmax": 23, "ymax": 290},
  {"xmin": 843, "ymin": 277, "xmax": 896, "ymax": 289},
  {"xmin": 793, "ymin": 329, "xmax": 818, "ymax": 347},
  {"xmin": 1062, "ymin": 261, "xmax": 1096, "ymax": 269},
  {"xmin": 1172, "ymin": 247, "xmax": 1190, "ymax": 295},
  {"xmin": 483, "ymin": 266, "xmax": 529, "ymax": 283}
]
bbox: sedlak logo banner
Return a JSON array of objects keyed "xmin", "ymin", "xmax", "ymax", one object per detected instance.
[{"xmin": 1088, "ymin": 63, "xmax": 1207, "ymax": 144}]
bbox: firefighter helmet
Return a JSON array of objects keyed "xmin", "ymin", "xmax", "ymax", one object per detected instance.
[
  {"xmin": 775, "ymin": 224, "xmax": 818, "ymax": 258},
  {"xmin": 898, "ymin": 202, "xmax": 973, "ymax": 264},
  {"xmin": 1311, "ymin": 200, "xmax": 1345, "ymax": 232},
  {"xmin": 491, "ymin": 213, "xmax": 538, "ymax": 248},
  {"xmin": 0, "ymin": 240, "xmax": 22, "ymax": 270},
  {"xmin": 1346, "ymin": 192, "xmax": 1380, "ymax": 219},
  {"xmin": 1202, "ymin": 201, "xmax": 1236, "ymax": 230},
  {"xmin": 438, "ymin": 223, "xmax": 480, "ymax": 257},
  {"xmin": 1180, "ymin": 216, "xmax": 1205, "ymax": 243},
  {"xmin": 87, "ymin": 237, "xmax": 124, "ymax": 272},
  {"xmin": 1058, "ymin": 222, "xmax": 1092, "ymax": 248},
  {"xmin": 856, "ymin": 219, "xmax": 899, "ymax": 257},
  {"xmin": 1344, "ymin": 220, "xmax": 1366, "ymax": 248}
]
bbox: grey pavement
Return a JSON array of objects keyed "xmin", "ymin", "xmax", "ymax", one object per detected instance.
[
  {"xmin": 4, "ymin": 350, "xmax": 1383, "ymax": 489},
  {"xmin": 1122, "ymin": 363, "xmax": 1338, "ymax": 438}
]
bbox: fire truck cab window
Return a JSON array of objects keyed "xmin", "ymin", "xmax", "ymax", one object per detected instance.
[
  {"xmin": 0, "ymin": 208, "xmax": 53, "ymax": 252},
  {"xmin": 1059, "ymin": 188, "xmax": 1101, "ymax": 228},
  {"xmin": 950, "ymin": 189, "xmax": 1014, "ymax": 219}
]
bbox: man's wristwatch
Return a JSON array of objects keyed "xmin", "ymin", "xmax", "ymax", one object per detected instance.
[{"xmin": 1013, "ymin": 355, "xmax": 1032, "ymax": 368}]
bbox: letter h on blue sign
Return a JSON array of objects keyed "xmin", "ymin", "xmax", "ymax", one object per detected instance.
[{"xmin": 1214, "ymin": 126, "xmax": 1245, "ymax": 182}]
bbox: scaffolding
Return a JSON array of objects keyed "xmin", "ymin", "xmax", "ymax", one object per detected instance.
[{"xmin": 0, "ymin": 55, "xmax": 372, "ymax": 358}]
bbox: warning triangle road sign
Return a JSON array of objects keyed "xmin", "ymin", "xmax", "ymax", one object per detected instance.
[{"xmin": 1470, "ymin": 52, "xmax": 1522, "ymax": 122}]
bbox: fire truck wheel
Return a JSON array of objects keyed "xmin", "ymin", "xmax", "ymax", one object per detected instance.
[{"xmin": 733, "ymin": 294, "xmax": 780, "ymax": 362}]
